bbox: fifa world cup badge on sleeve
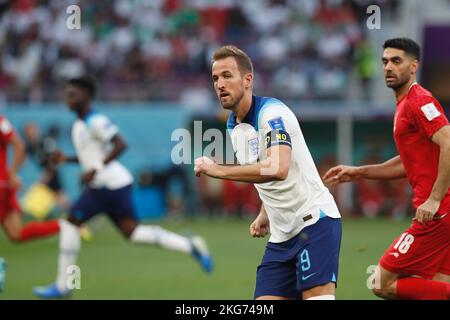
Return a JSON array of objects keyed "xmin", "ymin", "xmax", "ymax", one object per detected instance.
[
  {"xmin": 268, "ymin": 117, "xmax": 286, "ymax": 131},
  {"xmin": 420, "ymin": 103, "xmax": 441, "ymax": 121}
]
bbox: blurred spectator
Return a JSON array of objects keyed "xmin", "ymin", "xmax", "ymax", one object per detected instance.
[
  {"xmin": 222, "ymin": 180, "xmax": 260, "ymax": 218},
  {"xmin": 164, "ymin": 165, "xmax": 190, "ymax": 217},
  {"xmin": 382, "ymin": 179, "xmax": 412, "ymax": 220},
  {"xmin": 197, "ymin": 174, "xmax": 224, "ymax": 217},
  {"xmin": 355, "ymin": 152, "xmax": 412, "ymax": 219},
  {"xmin": 356, "ymin": 177, "xmax": 384, "ymax": 218},
  {"xmin": 354, "ymin": 35, "xmax": 377, "ymax": 101},
  {"xmin": 137, "ymin": 165, "xmax": 191, "ymax": 218},
  {"xmin": 23, "ymin": 121, "xmax": 70, "ymax": 212},
  {"xmin": 0, "ymin": 0, "xmax": 399, "ymax": 103},
  {"xmin": 355, "ymin": 154, "xmax": 384, "ymax": 218},
  {"xmin": 317, "ymin": 153, "xmax": 338, "ymax": 195}
]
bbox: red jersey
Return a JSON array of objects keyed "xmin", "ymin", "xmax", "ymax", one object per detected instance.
[
  {"xmin": 393, "ymin": 83, "xmax": 450, "ymax": 215},
  {"xmin": 0, "ymin": 115, "xmax": 15, "ymax": 181}
]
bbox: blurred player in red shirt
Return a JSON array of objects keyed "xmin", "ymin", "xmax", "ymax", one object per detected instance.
[
  {"xmin": 323, "ymin": 38, "xmax": 450, "ymax": 300},
  {"xmin": 0, "ymin": 115, "xmax": 60, "ymax": 242}
]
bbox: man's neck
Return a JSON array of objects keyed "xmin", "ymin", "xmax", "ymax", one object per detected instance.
[
  {"xmin": 77, "ymin": 105, "xmax": 91, "ymax": 119},
  {"xmin": 395, "ymin": 79, "xmax": 417, "ymax": 103},
  {"xmin": 234, "ymin": 94, "xmax": 253, "ymax": 123}
]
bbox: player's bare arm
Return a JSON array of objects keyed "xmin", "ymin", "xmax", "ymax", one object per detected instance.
[
  {"xmin": 8, "ymin": 132, "xmax": 26, "ymax": 189},
  {"xmin": 415, "ymin": 125, "xmax": 450, "ymax": 224},
  {"xmin": 323, "ymin": 155, "xmax": 406, "ymax": 186},
  {"xmin": 103, "ymin": 134, "xmax": 128, "ymax": 165},
  {"xmin": 81, "ymin": 134, "xmax": 128, "ymax": 185},
  {"xmin": 250, "ymin": 204, "xmax": 270, "ymax": 238},
  {"xmin": 53, "ymin": 149, "xmax": 78, "ymax": 164},
  {"xmin": 194, "ymin": 144, "xmax": 291, "ymax": 183}
]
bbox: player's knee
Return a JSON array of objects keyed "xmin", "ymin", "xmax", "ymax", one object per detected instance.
[
  {"xmin": 67, "ymin": 216, "xmax": 83, "ymax": 227},
  {"xmin": 372, "ymin": 282, "xmax": 395, "ymax": 299},
  {"xmin": 123, "ymin": 229, "xmax": 135, "ymax": 240},
  {"xmin": 117, "ymin": 219, "xmax": 138, "ymax": 240},
  {"xmin": 372, "ymin": 286, "xmax": 384, "ymax": 298},
  {"xmin": 122, "ymin": 223, "xmax": 138, "ymax": 239},
  {"xmin": 6, "ymin": 230, "xmax": 22, "ymax": 243},
  {"xmin": 302, "ymin": 282, "xmax": 336, "ymax": 300}
]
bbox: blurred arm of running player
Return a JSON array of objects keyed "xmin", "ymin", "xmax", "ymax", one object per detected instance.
[
  {"xmin": 322, "ymin": 155, "xmax": 406, "ymax": 187},
  {"xmin": 416, "ymin": 126, "xmax": 450, "ymax": 224},
  {"xmin": 194, "ymin": 144, "xmax": 291, "ymax": 183},
  {"xmin": 54, "ymin": 134, "xmax": 127, "ymax": 184},
  {"xmin": 53, "ymin": 149, "xmax": 78, "ymax": 164},
  {"xmin": 250, "ymin": 204, "xmax": 270, "ymax": 238},
  {"xmin": 102, "ymin": 133, "xmax": 127, "ymax": 165},
  {"xmin": 53, "ymin": 134, "xmax": 127, "ymax": 165},
  {"xmin": 8, "ymin": 132, "xmax": 26, "ymax": 189},
  {"xmin": 81, "ymin": 134, "xmax": 128, "ymax": 184}
]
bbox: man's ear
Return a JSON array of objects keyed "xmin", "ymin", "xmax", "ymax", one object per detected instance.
[
  {"xmin": 411, "ymin": 59, "xmax": 419, "ymax": 75},
  {"xmin": 244, "ymin": 73, "xmax": 253, "ymax": 90}
]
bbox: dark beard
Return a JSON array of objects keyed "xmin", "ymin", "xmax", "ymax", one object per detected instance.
[
  {"xmin": 222, "ymin": 89, "xmax": 244, "ymax": 110},
  {"xmin": 386, "ymin": 76, "xmax": 409, "ymax": 90}
]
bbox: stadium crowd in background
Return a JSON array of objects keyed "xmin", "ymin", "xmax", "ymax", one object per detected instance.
[
  {"xmin": 0, "ymin": 0, "xmax": 411, "ymax": 220},
  {"xmin": 0, "ymin": 0, "xmax": 398, "ymax": 104}
]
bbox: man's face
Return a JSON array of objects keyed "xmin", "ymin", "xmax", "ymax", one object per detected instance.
[
  {"xmin": 382, "ymin": 48, "xmax": 418, "ymax": 90},
  {"xmin": 64, "ymin": 85, "xmax": 89, "ymax": 112},
  {"xmin": 211, "ymin": 57, "xmax": 251, "ymax": 110},
  {"xmin": 24, "ymin": 123, "xmax": 39, "ymax": 142}
]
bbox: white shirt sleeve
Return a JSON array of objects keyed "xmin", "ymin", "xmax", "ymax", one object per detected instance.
[
  {"xmin": 258, "ymin": 101, "xmax": 298, "ymax": 149},
  {"xmin": 88, "ymin": 114, "xmax": 119, "ymax": 142},
  {"xmin": 0, "ymin": 117, "xmax": 13, "ymax": 136}
]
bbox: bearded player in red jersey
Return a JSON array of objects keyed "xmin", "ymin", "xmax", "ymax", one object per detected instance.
[
  {"xmin": 0, "ymin": 115, "xmax": 60, "ymax": 242},
  {"xmin": 323, "ymin": 38, "xmax": 450, "ymax": 300}
]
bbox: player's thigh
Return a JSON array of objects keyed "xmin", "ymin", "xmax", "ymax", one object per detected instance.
[
  {"xmin": 112, "ymin": 216, "xmax": 139, "ymax": 238},
  {"xmin": 107, "ymin": 185, "xmax": 139, "ymax": 238},
  {"xmin": 302, "ymin": 282, "xmax": 335, "ymax": 300},
  {"xmin": 1, "ymin": 188, "xmax": 22, "ymax": 240},
  {"xmin": 297, "ymin": 217, "xmax": 342, "ymax": 297},
  {"xmin": 256, "ymin": 295, "xmax": 290, "ymax": 300},
  {"xmin": 254, "ymin": 239, "xmax": 300, "ymax": 300},
  {"xmin": 254, "ymin": 260, "xmax": 299, "ymax": 300},
  {"xmin": 2, "ymin": 210, "xmax": 22, "ymax": 240},
  {"xmin": 379, "ymin": 218, "xmax": 450, "ymax": 279},
  {"xmin": 68, "ymin": 188, "xmax": 105, "ymax": 225},
  {"xmin": 433, "ymin": 273, "xmax": 450, "ymax": 283},
  {"xmin": 434, "ymin": 246, "xmax": 450, "ymax": 282}
]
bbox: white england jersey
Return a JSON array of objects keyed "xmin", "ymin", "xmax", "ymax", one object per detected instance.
[
  {"xmin": 72, "ymin": 112, "xmax": 133, "ymax": 190},
  {"xmin": 228, "ymin": 96, "xmax": 341, "ymax": 243}
]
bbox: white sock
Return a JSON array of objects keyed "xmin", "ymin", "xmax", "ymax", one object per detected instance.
[
  {"xmin": 56, "ymin": 220, "xmax": 81, "ymax": 291},
  {"xmin": 130, "ymin": 225, "xmax": 192, "ymax": 254},
  {"xmin": 306, "ymin": 295, "xmax": 335, "ymax": 300}
]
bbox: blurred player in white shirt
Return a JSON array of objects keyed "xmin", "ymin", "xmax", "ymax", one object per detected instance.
[{"xmin": 34, "ymin": 76, "xmax": 212, "ymax": 299}]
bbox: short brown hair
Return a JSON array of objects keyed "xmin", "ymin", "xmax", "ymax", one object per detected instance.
[{"xmin": 212, "ymin": 45, "xmax": 254, "ymax": 75}]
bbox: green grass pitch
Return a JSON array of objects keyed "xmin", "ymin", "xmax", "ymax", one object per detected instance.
[{"xmin": 0, "ymin": 217, "xmax": 410, "ymax": 300}]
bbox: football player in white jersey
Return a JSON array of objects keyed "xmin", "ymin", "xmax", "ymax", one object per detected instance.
[
  {"xmin": 194, "ymin": 46, "xmax": 342, "ymax": 300},
  {"xmin": 34, "ymin": 76, "xmax": 212, "ymax": 299}
]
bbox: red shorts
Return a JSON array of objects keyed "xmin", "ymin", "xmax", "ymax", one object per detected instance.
[
  {"xmin": 0, "ymin": 186, "xmax": 21, "ymax": 224},
  {"xmin": 380, "ymin": 213, "xmax": 450, "ymax": 279}
]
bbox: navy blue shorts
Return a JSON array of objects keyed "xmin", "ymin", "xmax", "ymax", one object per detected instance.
[
  {"xmin": 254, "ymin": 216, "xmax": 342, "ymax": 299},
  {"xmin": 69, "ymin": 184, "xmax": 137, "ymax": 225}
]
